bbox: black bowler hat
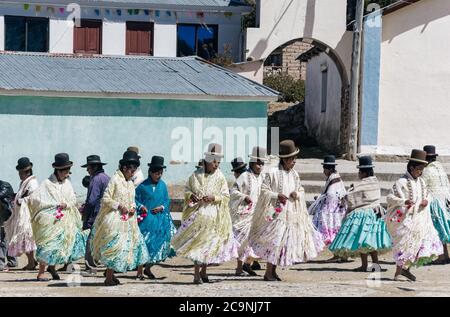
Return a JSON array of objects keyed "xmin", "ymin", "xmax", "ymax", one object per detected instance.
[
  {"xmin": 321, "ymin": 155, "xmax": 337, "ymax": 167},
  {"xmin": 81, "ymin": 155, "xmax": 107, "ymax": 168},
  {"xmin": 16, "ymin": 157, "xmax": 33, "ymax": 171},
  {"xmin": 357, "ymin": 156, "xmax": 374, "ymax": 169},
  {"xmin": 423, "ymin": 145, "xmax": 438, "ymax": 157},
  {"xmin": 231, "ymin": 157, "xmax": 247, "ymax": 172},
  {"xmin": 148, "ymin": 156, "xmax": 166, "ymax": 171},
  {"xmin": 119, "ymin": 150, "xmax": 140, "ymax": 167},
  {"xmin": 52, "ymin": 153, "xmax": 73, "ymax": 169}
]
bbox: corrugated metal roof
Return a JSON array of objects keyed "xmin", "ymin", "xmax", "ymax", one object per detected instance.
[{"xmin": 0, "ymin": 52, "xmax": 278, "ymax": 100}]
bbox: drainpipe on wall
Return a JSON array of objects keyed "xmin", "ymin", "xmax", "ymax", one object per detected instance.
[{"xmin": 348, "ymin": 0, "xmax": 365, "ymax": 160}]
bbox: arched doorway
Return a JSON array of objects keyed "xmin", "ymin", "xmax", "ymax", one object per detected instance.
[{"xmin": 264, "ymin": 37, "xmax": 350, "ymax": 156}]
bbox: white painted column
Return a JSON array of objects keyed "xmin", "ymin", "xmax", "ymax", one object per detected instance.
[
  {"xmin": 0, "ymin": 16, "xmax": 5, "ymax": 51},
  {"xmin": 103, "ymin": 21, "xmax": 126, "ymax": 55},
  {"xmin": 49, "ymin": 18, "xmax": 74, "ymax": 53},
  {"xmin": 153, "ymin": 22, "xmax": 177, "ymax": 57}
]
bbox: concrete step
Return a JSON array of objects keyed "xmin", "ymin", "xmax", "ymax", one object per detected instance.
[{"xmin": 301, "ymin": 180, "xmax": 393, "ymax": 196}]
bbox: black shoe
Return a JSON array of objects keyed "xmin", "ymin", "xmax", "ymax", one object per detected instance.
[
  {"xmin": 242, "ymin": 263, "xmax": 258, "ymax": 276},
  {"xmin": 47, "ymin": 267, "xmax": 61, "ymax": 280},
  {"xmin": 193, "ymin": 278, "xmax": 203, "ymax": 285},
  {"xmin": 235, "ymin": 270, "xmax": 245, "ymax": 276},
  {"xmin": 401, "ymin": 269, "xmax": 416, "ymax": 282},
  {"xmin": 144, "ymin": 269, "xmax": 156, "ymax": 279},
  {"xmin": 201, "ymin": 276, "xmax": 210, "ymax": 283},
  {"xmin": 136, "ymin": 274, "xmax": 145, "ymax": 281},
  {"xmin": 263, "ymin": 275, "xmax": 277, "ymax": 281},
  {"xmin": 251, "ymin": 261, "xmax": 262, "ymax": 270},
  {"xmin": 274, "ymin": 273, "xmax": 282, "ymax": 281}
]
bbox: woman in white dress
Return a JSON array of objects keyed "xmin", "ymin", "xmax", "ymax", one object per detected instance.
[
  {"xmin": 249, "ymin": 140, "xmax": 324, "ymax": 281},
  {"xmin": 230, "ymin": 147, "xmax": 268, "ymax": 276},
  {"xmin": 4, "ymin": 157, "xmax": 39, "ymax": 270},
  {"xmin": 386, "ymin": 149, "xmax": 443, "ymax": 281}
]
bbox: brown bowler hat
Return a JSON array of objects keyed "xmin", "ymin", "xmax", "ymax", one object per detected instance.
[
  {"xmin": 278, "ymin": 140, "xmax": 300, "ymax": 158},
  {"xmin": 407, "ymin": 149, "xmax": 428, "ymax": 165}
]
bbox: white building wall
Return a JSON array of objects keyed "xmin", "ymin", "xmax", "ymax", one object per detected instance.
[
  {"xmin": 246, "ymin": 0, "xmax": 352, "ymax": 83},
  {"xmin": 153, "ymin": 22, "xmax": 177, "ymax": 57},
  {"xmin": 0, "ymin": 3, "xmax": 245, "ymax": 61},
  {"xmin": 102, "ymin": 21, "xmax": 125, "ymax": 55},
  {"xmin": 376, "ymin": 0, "xmax": 450, "ymax": 155},
  {"xmin": 305, "ymin": 52, "xmax": 342, "ymax": 152},
  {"xmin": 49, "ymin": 18, "xmax": 73, "ymax": 53}
]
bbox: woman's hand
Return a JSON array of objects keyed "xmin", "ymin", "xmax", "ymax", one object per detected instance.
[
  {"xmin": 128, "ymin": 208, "xmax": 136, "ymax": 217},
  {"xmin": 290, "ymin": 192, "xmax": 298, "ymax": 200},
  {"xmin": 278, "ymin": 194, "xmax": 288, "ymax": 204},
  {"xmin": 118, "ymin": 204, "xmax": 129, "ymax": 215},
  {"xmin": 202, "ymin": 195, "xmax": 215, "ymax": 203},
  {"xmin": 244, "ymin": 196, "xmax": 253, "ymax": 205},
  {"xmin": 191, "ymin": 194, "xmax": 200, "ymax": 203},
  {"xmin": 140, "ymin": 206, "xmax": 148, "ymax": 213},
  {"xmin": 151, "ymin": 206, "xmax": 164, "ymax": 214},
  {"xmin": 57, "ymin": 203, "xmax": 67, "ymax": 210},
  {"xmin": 420, "ymin": 199, "xmax": 428, "ymax": 208},
  {"xmin": 405, "ymin": 200, "xmax": 414, "ymax": 208}
]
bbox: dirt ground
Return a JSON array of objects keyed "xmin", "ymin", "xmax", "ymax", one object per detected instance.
[{"xmin": 1, "ymin": 249, "xmax": 449, "ymax": 297}]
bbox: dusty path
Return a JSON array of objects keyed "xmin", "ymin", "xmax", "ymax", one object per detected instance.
[{"xmin": 1, "ymin": 250, "xmax": 449, "ymax": 297}]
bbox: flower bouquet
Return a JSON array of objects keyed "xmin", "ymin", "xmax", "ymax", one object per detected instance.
[
  {"xmin": 265, "ymin": 201, "xmax": 286, "ymax": 222},
  {"xmin": 137, "ymin": 206, "xmax": 148, "ymax": 223},
  {"xmin": 54, "ymin": 206, "xmax": 64, "ymax": 221}
]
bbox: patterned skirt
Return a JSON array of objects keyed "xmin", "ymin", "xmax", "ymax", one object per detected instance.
[
  {"xmin": 429, "ymin": 199, "xmax": 450, "ymax": 244},
  {"xmin": 91, "ymin": 211, "xmax": 149, "ymax": 273},
  {"xmin": 32, "ymin": 207, "xmax": 88, "ymax": 266},
  {"xmin": 138, "ymin": 210, "xmax": 176, "ymax": 264},
  {"xmin": 172, "ymin": 204, "xmax": 239, "ymax": 265},
  {"xmin": 329, "ymin": 208, "xmax": 392, "ymax": 258},
  {"xmin": 309, "ymin": 194, "xmax": 347, "ymax": 246}
]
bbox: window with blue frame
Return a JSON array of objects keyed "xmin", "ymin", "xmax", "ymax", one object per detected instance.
[
  {"xmin": 5, "ymin": 16, "xmax": 49, "ymax": 52},
  {"xmin": 177, "ymin": 24, "xmax": 218, "ymax": 60}
]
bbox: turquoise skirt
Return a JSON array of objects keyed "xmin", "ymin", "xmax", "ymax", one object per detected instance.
[
  {"xmin": 429, "ymin": 199, "xmax": 450, "ymax": 244},
  {"xmin": 329, "ymin": 208, "xmax": 392, "ymax": 258}
]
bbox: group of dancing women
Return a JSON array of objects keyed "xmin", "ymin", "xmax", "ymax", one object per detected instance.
[{"xmin": 1, "ymin": 141, "xmax": 449, "ymax": 286}]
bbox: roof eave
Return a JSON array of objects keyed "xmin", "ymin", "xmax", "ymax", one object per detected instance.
[
  {"xmin": 5, "ymin": 0, "xmax": 252, "ymax": 13},
  {"xmin": 0, "ymin": 89, "xmax": 278, "ymax": 102}
]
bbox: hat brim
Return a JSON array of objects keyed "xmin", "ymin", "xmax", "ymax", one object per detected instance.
[
  {"xmin": 148, "ymin": 164, "xmax": 166, "ymax": 169},
  {"xmin": 119, "ymin": 159, "xmax": 140, "ymax": 167},
  {"xmin": 248, "ymin": 155, "xmax": 268, "ymax": 162},
  {"xmin": 204, "ymin": 152, "xmax": 224, "ymax": 158},
  {"xmin": 53, "ymin": 162, "xmax": 73, "ymax": 170},
  {"xmin": 426, "ymin": 153, "xmax": 438, "ymax": 157},
  {"xmin": 321, "ymin": 163, "xmax": 337, "ymax": 166},
  {"xmin": 81, "ymin": 162, "xmax": 107, "ymax": 168},
  {"xmin": 231, "ymin": 163, "xmax": 247, "ymax": 172},
  {"xmin": 16, "ymin": 164, "xmax": 33, "ymax": 171},
  {"xmin": 357, "ymin": 165, "xmax": 375, "ymax": 169},
  {"xmin": 278, "ymin": 148, "xmax": 300, "ymax": 158},
  {"xmin": 407, "ymin": 158, "xmax": 428, "ymax": 164}
]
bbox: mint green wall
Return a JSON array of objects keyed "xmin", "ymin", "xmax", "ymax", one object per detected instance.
[{"xmin": 0, "ymin": 95, "xmax": 267, "ymax": 195}]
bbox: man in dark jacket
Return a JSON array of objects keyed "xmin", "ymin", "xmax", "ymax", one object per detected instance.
[
  {"xmin": 0, "ymin": 180, "xmax": 17, "ymax": 271},
  {"xmin": 81, "ymin": 155, "xmax": 110, "ymax": 274}
]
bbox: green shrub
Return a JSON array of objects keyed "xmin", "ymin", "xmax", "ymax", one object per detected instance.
[{"xmin": 263, "ymin": 73, "xmax": 305, "ymax": 103}]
